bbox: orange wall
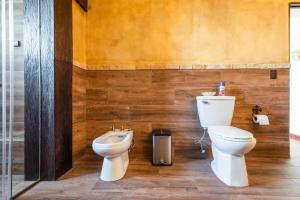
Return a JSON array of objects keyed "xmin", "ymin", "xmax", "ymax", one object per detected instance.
[
  {"xmin": 73, "ymin": 0, "xmax": 87, "ymax": 68},
  {"xmin": 84, "ymin": 0, "xmax": 296, "ymax": 69}
]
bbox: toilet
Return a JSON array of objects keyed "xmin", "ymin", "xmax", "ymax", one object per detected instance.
[
  {"xmin": 196, "ymin": 96, "xmax": 256, "ymax": 187},
  {"xmin": 92, "ymin": 130, "xmax": 133, "ymax": 181}
]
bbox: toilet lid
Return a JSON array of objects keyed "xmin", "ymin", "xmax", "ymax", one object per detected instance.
[
  {"xmin": 197, "ymin": 96, "xmax": 235, "ymax": 100},
  {"xmin": 208, "ymin": 126, "xmax": 253, "ymax": 141}
]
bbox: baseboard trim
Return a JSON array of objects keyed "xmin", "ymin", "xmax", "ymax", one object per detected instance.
[{"xmin": 290, "ymin": 133, "xmax": 300, "ymax": 141}]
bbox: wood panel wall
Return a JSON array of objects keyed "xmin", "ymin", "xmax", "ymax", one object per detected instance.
[
  {"xmin": 72, "ymin": 66, "xmax": 87, "ymax": 160},
  {"xmin": 52, "ymin": 0, "xmax": 73, "ymax": 179},
  {"xmin": 81, "ymin": 69, "xmax": 289, "ymax": 159},
  {"xmin": 25, "ymin": 0, "xmax": 73, "ymax": 180},
  {"xmin": 24, "ymin": 0, "xmax": 41, "ymax": 180}
]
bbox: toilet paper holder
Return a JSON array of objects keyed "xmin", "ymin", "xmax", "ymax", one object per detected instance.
[
  {"xmin": 252, "ymin": 105, "xmax": 271, "ymax": 124},
  {"xmin": 252, "ymin": 105, "xmax": 271, "ymax": 116},
  {"xmin": 252, "ymin": 105, "xmax": 262, "ymax": 115}
]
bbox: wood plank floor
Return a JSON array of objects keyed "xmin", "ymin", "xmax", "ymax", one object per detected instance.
[
  {"xmin": 17, "ymin": 139, "xmax": 300, "ymax": 200},
  {"xmin": 0, "ymin": 175, "xmax": 34, "ymax": 197}
]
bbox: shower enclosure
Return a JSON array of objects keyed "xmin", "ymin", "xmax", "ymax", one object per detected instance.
[{"xmin": 1, "ymin": 0, "xmax": 40, "ymax": 199}]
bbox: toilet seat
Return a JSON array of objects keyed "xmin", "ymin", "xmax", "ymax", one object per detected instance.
[{"xmin": 208, "ymin": 126, "xmax": 253, "ymax": 142}]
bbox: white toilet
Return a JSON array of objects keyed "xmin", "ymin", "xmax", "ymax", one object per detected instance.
[
  {"xmin": 196, "ymin": 96, "xmax": 256, "ymax": 187},
  {"xmin": 92, "ymin": 130, "xmax": 133, "ymax": 181}
]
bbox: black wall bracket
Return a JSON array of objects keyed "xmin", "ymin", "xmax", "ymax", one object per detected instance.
[{"xmin": 76, "ymin": 0, "xmax": 88, "ymax": 12}]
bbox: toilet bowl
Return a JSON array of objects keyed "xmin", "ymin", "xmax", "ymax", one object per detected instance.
[
  {"xmin": 208, "ymin": 126, "xmax": 256, "ymax": 187},
  {"xmin": 196, "ymin": 96, "xmax": 256, "ymax": 187},
  {"xmin": 92, "ymin": 130, "xmax": 133, "ymax": 181}
]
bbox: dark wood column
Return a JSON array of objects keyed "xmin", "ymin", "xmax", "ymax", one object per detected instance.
[
  {"xmin": 52, "ymin": 0, "xmax": 73, "ymax": 179},
  {"xmin": 24, "ymin": 0, "xmax": 41, "ymax": 181},
  {"xmin": 24, "ymin": 0, "xmax": 73, "ymax": 180}
]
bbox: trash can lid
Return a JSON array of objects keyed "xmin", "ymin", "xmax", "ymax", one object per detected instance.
[{"xmin": 152, "ymin": 129, "xmax": 172, "ymax": 136}]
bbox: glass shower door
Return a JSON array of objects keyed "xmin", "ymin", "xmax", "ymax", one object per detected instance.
[
  {"xmin": 1, "ymin": 0, "xmax": 14, "ymax": 199},
  {"xmin": 1, "ymin": 0, "xmax": 38, "ymax": 198}
]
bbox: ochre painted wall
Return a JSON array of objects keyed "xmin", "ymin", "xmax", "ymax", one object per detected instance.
[
  {"xmin": 72, "ymin": 0, "xmax": 87, "ymax": 161},
  {"xmin": 84, "ymin": 0, "xmax": 295, "ymax": 69},
  {"xmin": 73, "ymin": 0, "xmax": 87, "ymax": 68}
]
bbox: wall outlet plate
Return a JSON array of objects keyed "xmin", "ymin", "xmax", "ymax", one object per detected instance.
[{"xmin": 270, "ymin": 69, "xmax": 277, "ymax": 79}]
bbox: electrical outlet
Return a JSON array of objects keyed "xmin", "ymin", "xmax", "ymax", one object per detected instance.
[{"xmin": 270, "ymin": 69, "xmax": 277, "ymax": 79}]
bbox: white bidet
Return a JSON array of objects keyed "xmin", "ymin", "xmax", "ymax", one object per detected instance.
[{"xmin": 92, "ymin": 130, "xmax": 133, "ymax": 181}]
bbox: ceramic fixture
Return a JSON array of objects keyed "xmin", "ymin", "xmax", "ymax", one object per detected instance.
[
  {"xmin": 196, "ymin": 96, "xmax": 256, "ymax": 187},
  {"xmin": 92, "ymin": 130, "xmax": 133, "ymax": 181}
]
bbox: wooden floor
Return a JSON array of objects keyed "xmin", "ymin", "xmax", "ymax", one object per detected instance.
[{"xmin": 17, "ymin": 139, "xmax": 300, "ymax": 200}]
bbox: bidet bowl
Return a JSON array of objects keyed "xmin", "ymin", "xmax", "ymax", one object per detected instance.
[
  {"xmin": 92, "ymin": 130, "xmax": 133, "ymax": 181},
  {"xmin": 92, "ymin": 130, "xmax": 133, "ymax": 158}
]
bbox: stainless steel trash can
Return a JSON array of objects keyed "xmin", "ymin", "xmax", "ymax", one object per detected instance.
[{"xmin": 152, "ymin": 129, "xmax": 172, "ymax": 166}]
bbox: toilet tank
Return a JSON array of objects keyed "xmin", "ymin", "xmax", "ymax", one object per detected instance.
[{"xmin": 196, "ymin": 96, "xmax": 235, "ymax": 128}]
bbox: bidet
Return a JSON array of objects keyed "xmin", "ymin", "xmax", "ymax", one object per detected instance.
[{"xmin": 92, "ymin": 130, "xmax": 133, "ymax": 181}]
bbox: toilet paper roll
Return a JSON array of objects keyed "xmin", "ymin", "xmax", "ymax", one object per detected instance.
[{"xmin": 253, "ymin": 115, "xmax": 270, "ymax": 125}]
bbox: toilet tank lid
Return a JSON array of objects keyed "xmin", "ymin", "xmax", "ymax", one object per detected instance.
[
  {"xmin": 208, "ymin": 126, "xmax": 253, "ymax": 140},
  {"xmin": 196, "ymin": 96, "xmax": 235, "ymax": 100}
]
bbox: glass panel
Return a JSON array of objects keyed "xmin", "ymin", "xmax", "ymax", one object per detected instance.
[
  {"xmin": 1, "ymin": 0, "xmax": 39, "ymax": 198},
  {"xmin": 1, "ymin": 0, "xmax": 9, "ymax": 199},
  {"xmin": 11, "ymin": 0, "xmax": 37, "ymax": 196}
]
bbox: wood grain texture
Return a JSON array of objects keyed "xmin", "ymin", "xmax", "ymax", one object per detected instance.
[
  {"xmin": 16, "ymin": 140, "xmax": 300, "ymax": 200},
  {"xmin": 36, "ymin": 0, "xmax": 73, "ymax": 180},
  {"xmin": 53, "ymin": 0, "xmax": 73, "ymax": 179},
  {"xmin": 72, "ymin": 65, "xmax": 87, "ymax": 160},
  {"xmin": 39, "ymin": 0, "xmax": 56, "ymax": 181},
  {"xmin": 24, "ymin": 0, "xmax": 41, "ymax": 181},
  {"xmin": 85, "ymin": 69, "xmax": 290, "ymax": 158}
]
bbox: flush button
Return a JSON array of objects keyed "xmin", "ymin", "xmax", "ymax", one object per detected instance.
[{"xmin": 270, "ymin": 69, "xmax": 277, "ymax": 79}]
